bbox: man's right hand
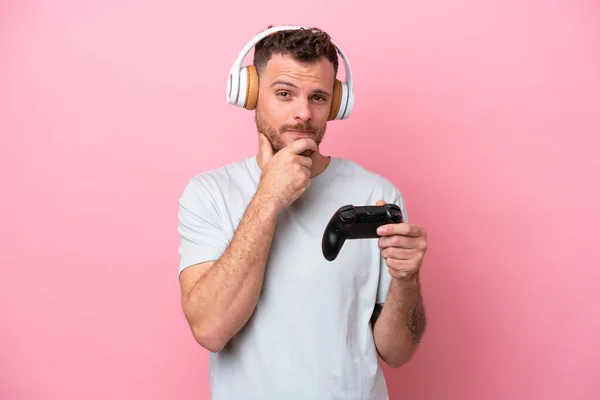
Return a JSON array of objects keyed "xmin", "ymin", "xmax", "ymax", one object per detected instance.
[{"xmin": 256, "ymin": 134, "xmax": 317, "ymax": 211}]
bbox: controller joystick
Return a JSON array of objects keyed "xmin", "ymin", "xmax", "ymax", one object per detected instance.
[{"xmin": 322, "ymin": 203, "xmax": 404, "ymax": 261}]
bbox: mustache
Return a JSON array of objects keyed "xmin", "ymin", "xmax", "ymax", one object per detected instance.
[{"xmin": 279, "ymin": 123, "xmax": 316, "ymax": 134}]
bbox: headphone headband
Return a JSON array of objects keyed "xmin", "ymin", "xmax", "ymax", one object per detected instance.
[{"xmin": 226, "ymin": 25, "xmax": 355, "ymax": 120}]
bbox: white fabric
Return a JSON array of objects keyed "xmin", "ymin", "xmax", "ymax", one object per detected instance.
[{"xmin": 177, "ymin": 155, "xmax": 409, "ymax": 400}]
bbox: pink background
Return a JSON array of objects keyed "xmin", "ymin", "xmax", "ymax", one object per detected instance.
[{"xmin": 1, "ymin": 0, "xmax": 599, "ymax": 399}]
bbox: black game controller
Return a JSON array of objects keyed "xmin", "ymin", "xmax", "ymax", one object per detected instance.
[{"xmin": 322, "ymin": 204, "xmax": 404, "ymax": 261}]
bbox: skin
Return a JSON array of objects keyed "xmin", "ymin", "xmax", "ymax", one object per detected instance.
[
  {"xmin": 179, "ymin": 52, "xmax": 428, "ymax": 366},
  {"xmin": 254, "ymin": 53, "xmax": 335, "ymax": 176},
  {"xmin": 371, "ymin": 200, "xmax": 428, "ymax": 366}
]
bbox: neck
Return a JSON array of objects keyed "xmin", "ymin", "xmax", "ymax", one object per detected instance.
[{"xmin": 309, "ymin": 151, "xmax": 331, "ymax": 178}]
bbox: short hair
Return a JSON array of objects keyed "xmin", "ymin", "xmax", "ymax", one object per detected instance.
[{"xmin": 253, "ymin": 26, "xmax": 339, "ymax": 78}]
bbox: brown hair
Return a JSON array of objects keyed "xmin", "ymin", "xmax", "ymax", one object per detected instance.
[{"xmin": 253, "ymin": 26, "xmax": 339, "ymax": 77}]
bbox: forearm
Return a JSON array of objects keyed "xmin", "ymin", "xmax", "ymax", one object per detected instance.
[
  {"xmin": 373, "ymin": 274, "xmax": 427, "ymax": 367},
  {"xmin": 184, "ymin": 192, "xmax": 280, "ymax": 351}
]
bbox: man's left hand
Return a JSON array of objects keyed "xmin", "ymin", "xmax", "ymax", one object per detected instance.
[{"xmin": 375, "ymin": 200, "xmax": 428, "ymax": 281}]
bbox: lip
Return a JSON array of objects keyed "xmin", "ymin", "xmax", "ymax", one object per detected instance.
[{"xmin": 286, "ymin": 130, "xmax": 314, "ymax": 136}]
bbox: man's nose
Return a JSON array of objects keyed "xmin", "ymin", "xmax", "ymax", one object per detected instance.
[{"xmin": 294, "ymin": 99, "xmax": 312, "ymax": 122}]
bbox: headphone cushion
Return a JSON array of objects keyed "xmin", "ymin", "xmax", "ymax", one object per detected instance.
[
  {"xmin": 244, "ymin": 65, "xmax": 259, "ymax": 110},
  {"xmin": 328, "ymin": 79, "xmax": 343, "ymax": 120}
]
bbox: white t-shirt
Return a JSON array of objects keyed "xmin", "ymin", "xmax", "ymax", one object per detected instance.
[{"xmin": 177, "ymin": 155, "xmax": 409, "ymax": 400}]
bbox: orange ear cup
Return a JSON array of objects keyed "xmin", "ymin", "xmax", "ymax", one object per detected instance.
[
  {"xmin": 327, "ymin": 79, "xmax": 343, "ymax": 121},
  {"xmin": 243, "ymin": 65, "xmax": 259, "ymax": 110},
  {"xmin": 243, "ymin": 66, "xmax": 343, "ymax": 121}
]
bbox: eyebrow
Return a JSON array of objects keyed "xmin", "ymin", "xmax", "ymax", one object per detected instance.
[{"xmin": 271, "ymin": 80, "xmax": 331, "ymax": 97}]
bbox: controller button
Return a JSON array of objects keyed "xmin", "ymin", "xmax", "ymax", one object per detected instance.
[{"xmin": 340, "ymin": 212, "xmax": 354, "ymax": 222}]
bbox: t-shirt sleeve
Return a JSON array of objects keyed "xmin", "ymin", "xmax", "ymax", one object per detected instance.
[
  {"xmin": 376, "ymin": 187, "xmax": 409, "ymax": 304},
  {"xmin": 177, "ymin": 177, "xmax": 230, "ymax": 276}
]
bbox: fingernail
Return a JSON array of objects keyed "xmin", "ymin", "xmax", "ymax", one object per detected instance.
[{"xmin": 377, "ymin": 226, "xmax": 386, "ymax": 235}]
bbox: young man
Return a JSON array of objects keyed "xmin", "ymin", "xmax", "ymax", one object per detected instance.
[{"xmin": 177, "ymin": 26, "xmax": 428, "ymax": 400}]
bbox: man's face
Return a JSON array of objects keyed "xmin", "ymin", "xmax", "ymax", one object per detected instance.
[{"xmin": 255, "ymin": 53, "xmax": 335, "ymax": 156}]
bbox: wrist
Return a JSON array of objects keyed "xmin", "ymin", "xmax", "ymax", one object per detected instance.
[
  {"xmin": 392, "ymin": 271, "xmax": 420, "ymax": 285},
  {"xmin": 251, "ymin": 189, "xmax": 282, "ymax": 220}
]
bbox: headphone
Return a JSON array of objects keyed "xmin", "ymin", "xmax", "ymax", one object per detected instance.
[{"xmin": 226, "ymin": 25, "xmax": 355, "ymax": 120}]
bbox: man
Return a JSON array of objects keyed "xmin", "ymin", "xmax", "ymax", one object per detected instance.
[{"xmin": 177, "ymin": 25, "xmax": 428, "ymax": 400}]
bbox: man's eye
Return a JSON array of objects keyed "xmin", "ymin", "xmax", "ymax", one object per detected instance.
[
  {"xmin": 313, "ymin": 95, "xmax": 326, "ymax": 101},
  {"xmin": 277, "ymin": 92, "xmax": 290, "ymax": 97}
]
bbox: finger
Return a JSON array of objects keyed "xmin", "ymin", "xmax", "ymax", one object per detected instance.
[
  {"xmin": 286, "ymin": 138, "xmax": 318, "ymax": 155},
  {"xmin": 377, "ymin": 223, "xmax": 423, "ymax": 237},
  {"xmin": 381, "ymin": 246, "xmax": 414, "ymax": 260},
  {"xmin": 384, "ymin": 258, "xmax": 417, "ymax": 275},
  {"xmin": 375, "ymin": 200, "xmax": 386, "ymax": 206},
  {"xmin": 258, "ymin": 134, "xmax": 274, "ymax": 167},
  {"xmin": 294, "ymin": 154, "xmax": 313, "ymax": 169},
  {"xmin": 378, "ymin": 235, "xmax": 416, "ymax": 250}
]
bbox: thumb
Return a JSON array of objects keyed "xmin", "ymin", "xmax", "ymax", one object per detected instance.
[
  {"xmin": 375, "ymin": 200, "xmax": 386, "ymax": 206},
  {"xmin": 258, "ymin": 134, "xmax": 274, "ymax": 168}
]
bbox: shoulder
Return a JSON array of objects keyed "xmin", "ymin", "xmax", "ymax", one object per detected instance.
[
  {"xmin": 179, "ymin": 156, "xmax": 257, "ymax": 205},
  {"xmin": 182, "ymin": 156, "xmax": 257, "ymax": 192}
]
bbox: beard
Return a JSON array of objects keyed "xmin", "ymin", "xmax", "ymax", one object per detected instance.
[{"xmin": 255, "ymin": 109, "xmax": 326, "ymax": 157}]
